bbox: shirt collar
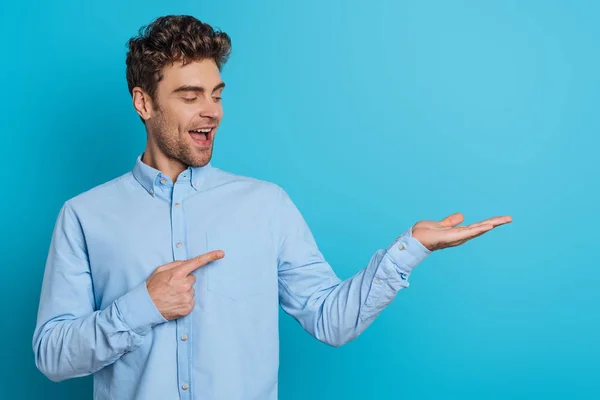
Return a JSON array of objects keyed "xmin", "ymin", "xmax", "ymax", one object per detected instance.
[{"xmin": 132, "ymin": 154, "xmax": 212, "ymax": 197}]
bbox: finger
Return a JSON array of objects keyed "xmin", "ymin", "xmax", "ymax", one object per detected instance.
[
  {"xmin": 469, "ymin": 216, "xmax": 512, "ymax": 228},
  {"xmin": 445, "ymin": 224, "xmax": 494, "ymax": 242},
  {"xmin": 182, "ymin": 298, "xmax": 195, "ymax": 313},
  {"xmin": 177, "ymin": 250, "xmax": 225, "ymax": 275},
  {"xmin": 156, "ymin": 260, "xmax": 186, "ymax": 273},
  {"xmin": 438, "ymin": 212, "xmax": 464, "ymax": 228}
]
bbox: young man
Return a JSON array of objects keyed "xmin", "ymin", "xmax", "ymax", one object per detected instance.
[{"xmin": 33, "ymin": 15, "xmax": 511, "ymax": 400}]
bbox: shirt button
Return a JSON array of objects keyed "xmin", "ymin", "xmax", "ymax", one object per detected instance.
[
  {"xmin": 182, "ymin": 383, "xmax": 189, "ymax": 390},
  {"xmin": 176, "ymin": 242, "xmax": 183, "ymax": 248},
  {"xmin": 149, "ymin": 189, "xmax": 154, "ymax": 195},
  {"xmin": 160, "ymin": 178, "xmax": 167, "ymax": 184},
  {"xmin": 398, "ymin": 243, "xmax": 405, "ymax": 250},
  {"xmin": 374, "ymin": 278, "xmax": 381, "ymax": 284},
  {"xmin": 175, "ymin": 203, "xmax": 181, "ymax": 208},
  {"xmin": 194, "ymin": 181, "xmax": 199, "ymax": 187},
  {"xmin": 181, "ymin": 334, "xmax": 188, "ymax": 341}
]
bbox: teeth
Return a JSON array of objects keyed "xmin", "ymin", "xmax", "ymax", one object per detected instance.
[{"xmin": 191, "ymin": 128, "xmax": 212, "ymax": 133}]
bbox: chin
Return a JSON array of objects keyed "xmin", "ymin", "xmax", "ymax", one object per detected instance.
[{"xmin": 188, "ymin": 152, "xmax": 212, "ymax": 167}]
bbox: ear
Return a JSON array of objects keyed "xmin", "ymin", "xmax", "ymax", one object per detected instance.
[{"xmin": 132, "ymin": 87, "xmax": 155, "ymax": 121}]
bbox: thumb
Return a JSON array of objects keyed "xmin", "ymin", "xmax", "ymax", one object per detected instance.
[
  {"xmin": 177, "ymin": 250, "xmax": 225, "ymax": 275},
  {"xmin": 439, "ymin": 212, "xmax": 464, "ymax": 228}
]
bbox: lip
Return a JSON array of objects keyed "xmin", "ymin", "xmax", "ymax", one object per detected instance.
[{"xmin": 188, "ymin": 127, "xmax": 215, "ymax": 148}]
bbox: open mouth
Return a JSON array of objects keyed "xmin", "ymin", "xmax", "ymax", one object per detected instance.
[{"xmin": 189, "ymin": 127, "xmax": 215, "ymax": 147}]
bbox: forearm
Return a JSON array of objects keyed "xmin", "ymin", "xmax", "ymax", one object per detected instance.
[
  {"xmin": 292, "ymin": 250, "xmax": 388, "ymax": 347},
  {"xmin": 283, "ymin": 232, "xmax": 430, "ymax": 347},
  {"xmin": 33, "ymin": 281, "xmax": 166, "ymax": 382}
]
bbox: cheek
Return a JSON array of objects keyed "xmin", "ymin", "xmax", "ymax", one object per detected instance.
[{"xmin": 162, "ymin": 106, "xmax": 194, "ymax": 132}]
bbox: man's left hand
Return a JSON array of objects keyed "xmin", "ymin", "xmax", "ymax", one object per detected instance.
[{"xmin": 411, "ymin": 212, "xmax": 512, "ymax": 251}]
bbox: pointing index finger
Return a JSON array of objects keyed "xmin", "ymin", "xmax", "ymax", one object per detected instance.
[{"xmin": 176, "ymin": 250, "xmax": 225, "ymax": 275}]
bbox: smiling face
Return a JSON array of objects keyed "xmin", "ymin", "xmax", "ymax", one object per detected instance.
[{"xmin": 136, "ymin": 58, "xmax": 225, "ymax": 169}]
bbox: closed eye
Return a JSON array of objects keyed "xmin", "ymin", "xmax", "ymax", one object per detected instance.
[{"xmin": 182, "ymin": 97, "xmax": 198, "ymax": 103}]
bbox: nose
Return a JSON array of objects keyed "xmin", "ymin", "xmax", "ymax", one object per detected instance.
[{"xmin": 200, "ymin": 98, "xmax": 221, "ymax": 119}]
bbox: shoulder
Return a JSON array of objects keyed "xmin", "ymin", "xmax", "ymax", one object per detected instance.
[
  {"xmin": 64, "ymin": 172, "xmax": 135, "ymax": 212},
  {"xmin": 209, "ymin": 167, "xmax": 287, "ymax": 200}
]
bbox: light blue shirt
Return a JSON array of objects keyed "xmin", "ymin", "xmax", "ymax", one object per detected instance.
[{"xmin": 33, "ymin": 155, "xmax": 431, "ymax": 400}]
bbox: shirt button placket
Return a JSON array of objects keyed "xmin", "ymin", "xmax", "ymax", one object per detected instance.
[{"xmin": 172, "ymin": 183, "xmax": 192, "ymax": 398}]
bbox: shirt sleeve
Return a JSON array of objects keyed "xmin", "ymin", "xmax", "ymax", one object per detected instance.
[
  {"xmin": 32, "ymin": 201, "xmax": 167, "ymax": 382},
  {"xmin": 276, "ymin": 187, "xmax": 431, "ymax": 347}
]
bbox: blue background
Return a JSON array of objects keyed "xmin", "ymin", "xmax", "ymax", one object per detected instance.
[{"xmin": 1, "ymin": 0, "xmax": 598, "ymax": 399}]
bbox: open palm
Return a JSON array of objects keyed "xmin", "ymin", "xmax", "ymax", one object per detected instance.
[{"xmin": 412, "ymin": 212, "xmax": 512, "ymax": 251}]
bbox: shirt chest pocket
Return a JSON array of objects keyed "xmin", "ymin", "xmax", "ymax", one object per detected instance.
[{"xmin": 204, "ymin": 229, "xmax": 275, "ymax": 301}]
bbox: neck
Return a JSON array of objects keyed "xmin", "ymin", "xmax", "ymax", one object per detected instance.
[{"xmin": 142, "ymin": 144, "xmax": 187, "ymax": 183}]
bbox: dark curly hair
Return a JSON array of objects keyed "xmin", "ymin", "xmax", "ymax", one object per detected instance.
[{"xmin": 126, "ymin": 15, "xmax": 231, "ymax": 101}]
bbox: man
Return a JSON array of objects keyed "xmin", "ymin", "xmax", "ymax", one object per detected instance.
[{"xmin": 32, "ymin": 15, "xmax": 511, "ymax": 400}]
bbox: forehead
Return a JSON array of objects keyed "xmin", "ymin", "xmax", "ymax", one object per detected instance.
[{"xmin": 159, "ymin": 59, "xmax": 222, "ymax": 91}]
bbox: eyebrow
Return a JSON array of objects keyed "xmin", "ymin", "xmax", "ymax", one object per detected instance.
[{"xmin": 172, "ymin": 82, "xmax": 226, "ymax": 94}]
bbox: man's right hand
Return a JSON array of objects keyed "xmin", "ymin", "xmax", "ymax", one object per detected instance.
[{"xmin": 146, "ymin": 250, "xmax": 225, "ymax": 320}]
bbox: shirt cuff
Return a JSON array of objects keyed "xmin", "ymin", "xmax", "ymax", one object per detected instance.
[
  {"xmin": 115, "ymin": 281, "xmax": 168, "ymax": 336},
  {"xmin": 358, "ymin": 226, "xmax": 431, "ymax": 322},
  {"xmin": 385, "ymin": 225, "xmax": 431, "ymax": 274}
]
